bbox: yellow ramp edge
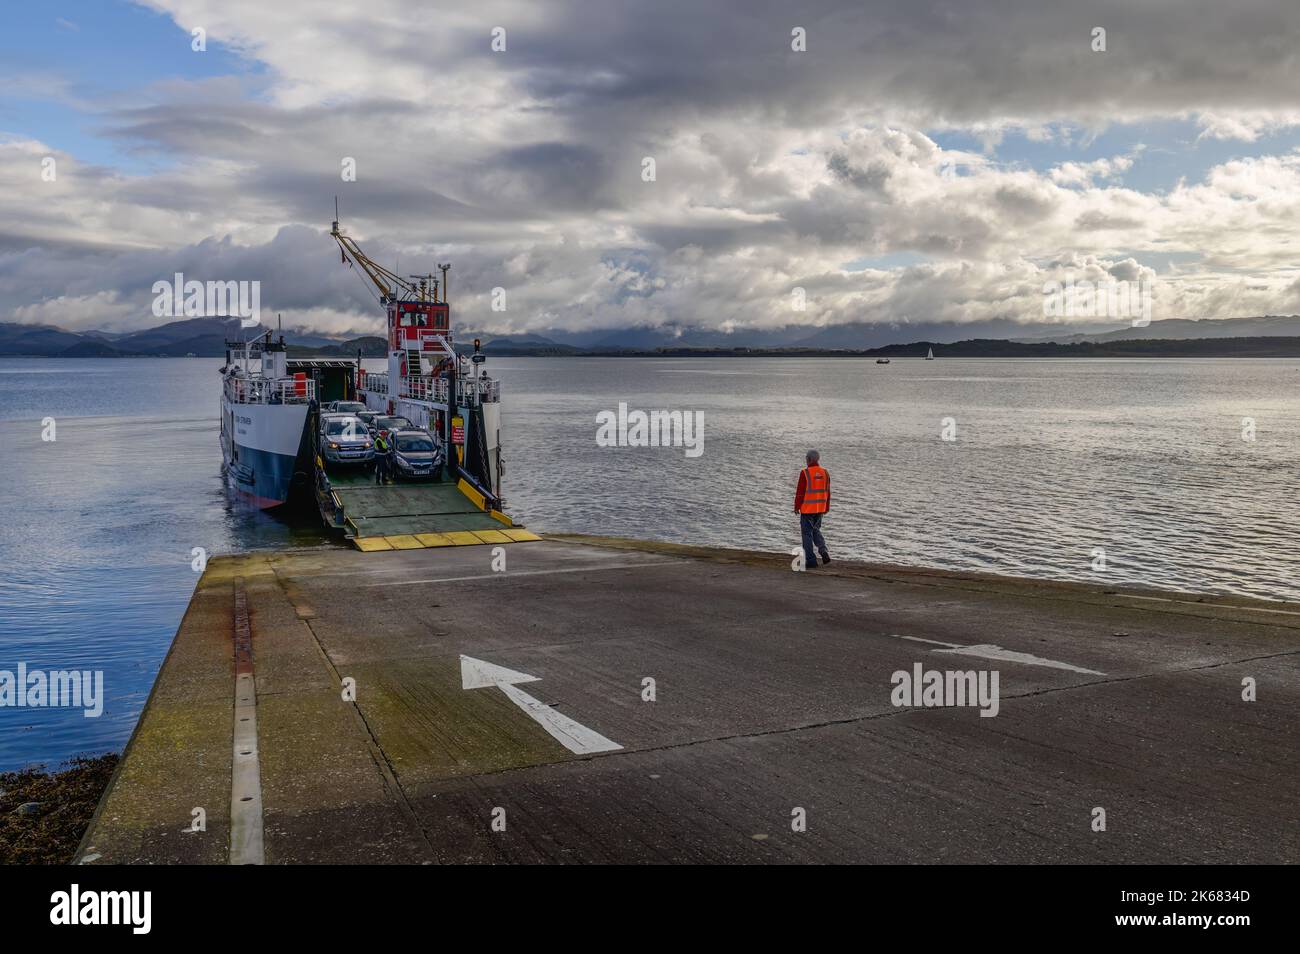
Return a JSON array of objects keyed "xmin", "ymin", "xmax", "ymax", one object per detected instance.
[
  {"xmin": 353, "ymin": 528, "xmax": 539, "ymax": 550},
  {"xmin": 490, "ymin": 509, "xmax": 514, "ymax": 527},
  {"xmin": 457, "ymin": 479, "xmax": 486, "ymax": 510},
  {"xmin": 443, "ymin": 531, "xmax": 486, "ymax": 546}
]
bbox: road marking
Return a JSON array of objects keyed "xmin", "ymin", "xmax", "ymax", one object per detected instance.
[
  {"xmin": 460, "ymin": 654, "xmax": 622, "ymax": 755},
  {"xmin": 366, "ymin": 561, "xmax": 672, "ymax": 587},
  {"xmin": 230, "ymin": 586, "xmax": 265, "ymax": 865},
  {"xmin": 896, "ymin": 635, "xmax": 1104, "ymax": 675}
]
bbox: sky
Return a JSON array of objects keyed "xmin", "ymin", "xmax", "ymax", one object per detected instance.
[{"xmin": 3, "ymin": 0, "xmax": 1300, "ymax": 340}]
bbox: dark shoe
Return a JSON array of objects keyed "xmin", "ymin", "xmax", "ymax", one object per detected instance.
[{"xmin": 820, "ymin": 553, "xmax": 831, "ymax": 565}]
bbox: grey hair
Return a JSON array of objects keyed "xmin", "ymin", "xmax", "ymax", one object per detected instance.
[{"xmin": 806, "ymin": 449, "xmax": 820, "ymax": 463}]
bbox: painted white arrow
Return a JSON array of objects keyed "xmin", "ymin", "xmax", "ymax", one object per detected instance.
[
  {"xmin": 895, "ymin": 635, "xmax": 1105, "ymax": 675},
  {"xmin": 460, "ymin": 655, "xmax": 622, "ymax": 755}
]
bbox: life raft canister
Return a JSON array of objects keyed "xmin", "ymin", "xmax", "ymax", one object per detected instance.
[{"xmin": 799, "ymin": 465, "xmax": 829, "ymax": 514}]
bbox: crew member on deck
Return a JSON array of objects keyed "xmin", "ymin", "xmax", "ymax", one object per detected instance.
[
  {"xmin": 374, "ymin": 431, "xmax": 392, "ymax": 484},
  {"xmin": 794, "ymin": 450, "xmax": 831, "ymax": 569}
]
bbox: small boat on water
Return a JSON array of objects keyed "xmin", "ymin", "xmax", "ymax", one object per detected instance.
[{"xmin": 926, "ymin": 347, "xmax": 934, "ymax": 360}]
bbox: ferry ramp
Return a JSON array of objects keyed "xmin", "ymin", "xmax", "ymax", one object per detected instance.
[
  {"xmin": 320, "ymin": 468, "xmax": 540, "ymax": 552},
  {"xmin": 76, "ymin": 536, "xmax": 1299, "ymax": 865}
]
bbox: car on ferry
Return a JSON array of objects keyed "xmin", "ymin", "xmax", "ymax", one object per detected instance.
[
  {"xmin": 320, "ymin": 414, "xmax": 374, "ymax": 466},
  {"xmin": 370, "ymin": 415, "xmax": 414, "ymax": 441},
  {"xmin": 319, "ymin": 410, "xmax": 359, "ymax": 434},
  {"xmin": 325, "ymin": 400, "xmax": 368, "ymax": 415},
  {"xmin": 389, "ymin": 428, "xmax": 443, "ymax": 480}
]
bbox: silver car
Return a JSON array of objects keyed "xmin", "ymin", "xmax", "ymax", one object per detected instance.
[
  {"xmin": 321, "ymin": 415, "xmax": 374, "ymax": 465},
  {"xmin": 328, "ymin": 400, "xmax": 368, "ymax": 415}
]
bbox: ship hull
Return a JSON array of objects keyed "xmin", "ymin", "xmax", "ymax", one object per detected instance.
[{"xmin": 220, "ymin": 395, "xmax": 310, "ymax": 508}]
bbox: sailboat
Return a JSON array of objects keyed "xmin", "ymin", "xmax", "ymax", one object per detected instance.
[{"xmin": 925, "ymin": 347, "xmax": 934, "ymax": 360}]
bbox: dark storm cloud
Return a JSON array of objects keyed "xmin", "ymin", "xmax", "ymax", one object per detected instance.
[
  {"xmin": 468, "ymin": 142, "xmax": 617, "ymax": 211},
  {"xmin": 471, "ymin": 0, "xmax": 1300, "ymax": 127}
]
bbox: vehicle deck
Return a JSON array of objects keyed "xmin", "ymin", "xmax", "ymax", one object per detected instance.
[{"xmin": 317, "ymin": 465, "xmax": 534, "ymax": 550}]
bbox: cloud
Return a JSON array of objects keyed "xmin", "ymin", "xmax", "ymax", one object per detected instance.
[
  {"xmin": 1050, "ymin": 154, "xmax": 1136, "ymax": 188},
  {"xmin": 4, "ymin": 0, "xmax": 1300, "ymax": 336}
]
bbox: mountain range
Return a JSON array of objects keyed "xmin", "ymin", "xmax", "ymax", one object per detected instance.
[
  {"xmin": 0, "ymin": 318, "xmax": 386, "ymax": 358},
  {"xmin": 468, "ymin": 314, "xmax": 1300, "ymax": 354},
  {"xmin": 3, "ymin": 314, "xmax": 1300, "ymax": 358}
]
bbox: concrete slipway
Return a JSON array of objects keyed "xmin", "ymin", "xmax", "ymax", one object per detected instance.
[{"xmin": 77, "ymin": 536, "xmax": 1299, "ymax": 864}]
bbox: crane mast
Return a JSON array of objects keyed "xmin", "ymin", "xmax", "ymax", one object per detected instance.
[{"xmin": 331, "ymin": 209, "xmax": 443, "ymax": 304}]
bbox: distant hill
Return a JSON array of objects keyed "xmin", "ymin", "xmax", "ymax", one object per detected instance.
[
  {"xmin": 111, "ymin": 317, "xmax": 235, "ymax": 353},
  {"xmin": 288, "ymin": 336, "xmax": 388, "ymax": 358},
  {"xmin": 1013, "ymin": 314, "xmax": 1300, "ymax": 344},
  {"xmin": 0, "ymin": 323, "xmax": 86, "ymax": 356},
  {"xmin": 478, "ymin": 335, "xmax": 580, "ymax": 356},
  {"xmin": 0, "ymin": 317, "xmax": 379, "ymax": 357},
  {"xmin": 863, "ymin": 336, "xmax": 1300, "ymax": 358},
  {"xmin": 464, "ymin": 315, "xmax": 1300, "ymax": 351},
  {"xmin": 616, "ymin": 337, "xmax": 1300, "ymax": 358},
  {"xmin": 465, "ymin": 335, "xmax": 1300, "ymax": 358},
  {"xmin": 5, "ymin": 314, "xmax": 1300, "ymax": 359},
  {"xmin": 58, "ymin": 338, "xmax": 125, "ymax": 357}
]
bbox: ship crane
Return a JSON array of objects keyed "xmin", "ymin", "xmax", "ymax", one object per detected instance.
[{"xmin": 331, "ymin": 203, "xmax": 442, "ymax": 305}]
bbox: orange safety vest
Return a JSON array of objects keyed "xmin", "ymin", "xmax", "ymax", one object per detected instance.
[{"xmin": 798, "ymin": 465, "xmax": 830, "ymax": 514}]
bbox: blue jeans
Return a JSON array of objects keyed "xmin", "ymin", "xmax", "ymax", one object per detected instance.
[{"xmin": 800, "ymin": 513, "xmax": 828, "ymax": 567}]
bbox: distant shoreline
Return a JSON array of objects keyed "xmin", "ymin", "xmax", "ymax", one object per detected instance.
[
  {"xmin": 475, "ymin": 336, "xmax": 1300, "ymax": 358},
  {"xmin": 4, "ymin": 335, "xmax": 1300, "ymax": 360}
]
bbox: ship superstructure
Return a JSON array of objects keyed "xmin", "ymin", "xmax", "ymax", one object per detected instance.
[{"xmin": 331, "ymin": 213, "xmax": 503, "ymax": 503}]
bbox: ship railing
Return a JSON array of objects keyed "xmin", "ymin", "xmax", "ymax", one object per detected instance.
[
  {"xmin": 404, "ymin": 377, "xmax": 500, "ymax": 404},
  {"xmin": 224, "ymin": 375, "xmax": 315, "ymax": 404},
  {"xmin": 372, "ymin": 374, "xmax": 499, "ymax": 405},
  {"xmin": 401, "ymin": 375, "xmax": 450, "ymax": 403},
  {"xmin": 362, "ymin": 373, "xmax": 388, "ymax": 396},
  {"xmin": 458, "ymin": 377, "xmax": 500, "ymax": 404}
]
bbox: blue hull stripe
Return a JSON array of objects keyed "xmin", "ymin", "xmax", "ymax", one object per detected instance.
[{"xmin": 227, "ymin": 443, "xmax": 300, "ymax": 508}]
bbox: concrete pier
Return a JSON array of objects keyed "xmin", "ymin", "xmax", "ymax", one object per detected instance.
[{"xmin": 78, "ymin": 536, "xmax": 1299, "ymax": 864}]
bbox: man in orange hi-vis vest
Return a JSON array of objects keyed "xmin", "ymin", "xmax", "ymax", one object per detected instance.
[{"xmin": 794, "ymin": 449, "xmax": 831, "ymax": 569}]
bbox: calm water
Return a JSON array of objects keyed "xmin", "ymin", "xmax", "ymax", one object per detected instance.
[{"xmin": 1, "ymin": 356, "xmax": 1297, "ymax": 769}]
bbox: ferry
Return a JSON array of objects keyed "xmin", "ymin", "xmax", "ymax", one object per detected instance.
[{"xmin": 219, "ymin": 211, "xmax": 515, "ymax": 550}]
